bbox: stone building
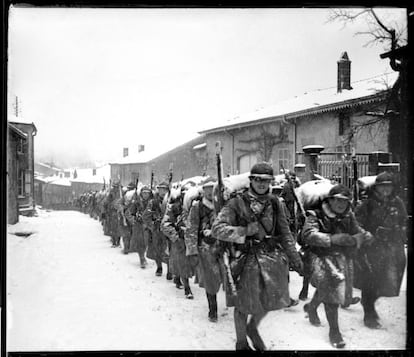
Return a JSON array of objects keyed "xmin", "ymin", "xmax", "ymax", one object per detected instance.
[
  {"xmin": 108, "ymin": 52, "xmax": 398, "ymax": 190},
  {"xmin": 198, "ymin": 52, "xmax": 398, "ymax": 181}
]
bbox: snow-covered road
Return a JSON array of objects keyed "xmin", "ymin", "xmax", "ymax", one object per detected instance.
[{"xmin": 7, "ymin": 209, "xmax": 407, "ymax": 351}]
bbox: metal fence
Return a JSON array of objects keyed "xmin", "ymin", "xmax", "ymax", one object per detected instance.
[{"xmin": 296, "ymin": 152, "xmax": 370, "ymax": 189}]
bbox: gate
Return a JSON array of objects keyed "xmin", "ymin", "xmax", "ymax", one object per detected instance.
[{"xmin": 296, "ymin": 152, "xmax": 370, "ymax": 189}]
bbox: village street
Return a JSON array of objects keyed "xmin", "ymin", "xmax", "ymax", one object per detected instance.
[{"xmin": 7, "ymin": 209, "xmax": 407, "ymax": 352}]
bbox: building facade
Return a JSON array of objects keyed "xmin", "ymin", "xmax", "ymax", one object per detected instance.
[
  {"xmin": 7, "ymin": 123, "xmax": 27, "ymax": 223},
  {"xmin": 199, "ymin": 52, "xmax": 396, "ymax": 180},
  {"xmin": 109, "ymin": 136, "xmax": 207, "ymax": 187},
  {"xmin": 8, "ymin": 121, "xmax": 37, "ymax": 216}
]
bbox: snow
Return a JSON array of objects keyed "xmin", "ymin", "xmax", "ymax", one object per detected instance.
[
  {"xmin": 71, "ymin": 165, "xmax": 111, "ymax": 184},
  {"xmin": 295, "ymin": 179, "xmax": 335, "ymax": 210},
  {"xmin": 8, "ymin": 123, "xmax": 27, "ymax": 138},
  {"xmin": 35, "ymin": 177, "xmax": 72, "ymax": 186},
  {"xmin": 193, "ymin": 143, "xmax": 207, "ymax": 150},
  {"xmin": 200, "ymin": 72, "xmax": 398, "ymax": 133},
  {"xmin": 7, "ymin": 209, "xmax": 406, "ymax": 351},
  {"xmin": 183, "ymin": 185, "xmax": 203, "ymax": 212}
]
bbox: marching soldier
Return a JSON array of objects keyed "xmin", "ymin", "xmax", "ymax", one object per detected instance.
[
  {"xmin": 185, "ymin": 177, "xmax": 222, "ymax": 321},
  {"xmin": 301, "ymin": 184, "xmax": 372, "ymax": 348},
  {"xmin": 103, "ymin": 183, "xmax": 122, "ymax": 248},
  {"xmin": 125, "ymin": 185, "xmax": 152, "ymax": 268},
  {"xmin": 354, "ymin": 172, "xmax": 407, "ymax": 329},
  {"xmin": 143, "ymin": 181, "xmax": 170, "ymax": 277},
  {"xmin": 118, "ymin": 182, "xmax": 135, "ymax": 254},
  {"xmin": 211, "ymin": 162, "xmax": 303, "ymax": 351},
  {"xmin": 161, "ymin": 185, "xmax": 195, "ymax": 299},
  {"xmin": 280, "ymin": 171, "xmax": 303, "ymax": 240}
]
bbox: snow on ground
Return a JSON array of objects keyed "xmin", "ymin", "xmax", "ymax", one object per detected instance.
[{"xmin": 7, "ymin": 210, "xmax": 407, "ymax": 351}]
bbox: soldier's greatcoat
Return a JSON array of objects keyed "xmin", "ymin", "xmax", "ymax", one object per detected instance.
[
  {"xmin": 186, "ymin": 197, "xmax": 223, "ymax": 295},
  {"xmin": 125, "ymin": 193, "xmax": 148, "ymax": 255},
  {"xmin": 143, "ymin": 194, "xmax": 168, "ymax": 264},
  {"xmin": 161, "ymin": 196, "xmax": 194, "ymax": 279},
  {"xmin": 211, "ymin": 188, "xmax": 301, "ymax": 315},
  {"xmin": 301, "ymin": 202, "xmax": 368, "ymax": 305},
  {"xmin": 103, "ymin": 188, "xmax": 121, "ymax": 238},
  {"xmin": 354, "ymin": 192, "xmax": 407, "ymax": 297}
]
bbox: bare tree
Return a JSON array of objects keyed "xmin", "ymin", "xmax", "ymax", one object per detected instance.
[
  {"xmin": 327, "ymin": 8, "xmax": 407, "ymax": 70},
  {"xmin": 328, "ymin": 8, "xmax": 410, "ymax": 203}
]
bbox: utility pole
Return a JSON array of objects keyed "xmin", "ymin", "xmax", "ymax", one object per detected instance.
[{"xmin": 13, "ymin": 96, "xmax": 21, "ymax": 117}]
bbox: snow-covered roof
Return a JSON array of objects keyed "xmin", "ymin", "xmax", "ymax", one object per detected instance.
[
  {"xmin": 35, "ymin": 176, "xmax": 72, "ymax": 186},
  {"xmin": 37, "ymin": 162, "xmax": 62, "ymax": 171},
  {"xmin": 71, "ymin": 164, "xmax": 111, "ymax": 184},
  {"xmin": 199, "ymin": 72, "xmax": 398, "ymax": 134},
  {"xmin": 8, "ymin": 119, "xmax": 37, "ymax": 132},
  {"xmin": 8, "ymin": 123, "xmax": 27, "ymax": 138}
]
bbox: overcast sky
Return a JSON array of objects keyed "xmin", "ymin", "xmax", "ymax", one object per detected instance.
[{"xmin": 8, "ymin": 7, "xmax": 407, "ymax": 168}]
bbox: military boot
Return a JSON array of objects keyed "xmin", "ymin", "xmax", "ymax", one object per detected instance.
[
  {"xmin": 139, "ymin": 254, "xmax": 147, "ymax": 269},
  {"xmin": 155, "ymin": 265, "xmax": 162, "ymax": 277},
  {"xmin": 246, "ymin": 322, "xmax": 266, "ymax": 351},
  {"xmin": 304, "ymin": 303, "xmax": 321, "ymax": 326},
  {"xmin": 207, "ymin": 293, "xmax": 218, "ymax": 322},
  {"xmin": 185, "ymin": 288, "xmax": 194, "ymax": 300},
  {"xmin": 329, "ymin": 330, "xmax": 346, "ymax": 349},
  {"xmin": 235, "ymin": 341, "xmax": 253, "ymax": 350},
  {"xmin": 362, "ymin": 295, "xmax": 381, "ymax": 329},
  {"xmin": 174, "ymin": 276, "xmax": 183, "ymax": 289}
]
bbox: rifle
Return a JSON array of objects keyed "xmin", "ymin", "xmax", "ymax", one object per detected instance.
[
  {"xmin": 118, "ymin": 175, "xmax": 127, "ymax": 226},
  {"xmin": 351, "ymin": 148, "xmax": 359, "ymax": 207},
  {"xmin": 168, "ymin": 163, "xmax": 173, "ymax": 187},
  {"xmin": 215, "ymin": 141, "xmax": 237, "ymax": 298},
  {"xmin": 134, "ymin": 174, "xmax": 139, "ymax": 198},
  {"xmin": 150, "ymin": 171, "xmax": 154, "ymax": 190},
  {"xmin": 281, "ymin": 163, "xmax": 306, "ymax": 219}
]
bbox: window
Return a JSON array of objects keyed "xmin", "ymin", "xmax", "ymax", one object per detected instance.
[
  {"xmin": 339, "ymin": 112, "xmax": 350, "ymax": 136},
  {"xmin": 25, "ymin": 171, "xmax": 31, "ymax": 195},
  {"xmin": 17, "ymin": 138, "xmax": 26, "ymax": 154},
  {"xmin": 238, "ymin": 153, "xmax": 257, "ymax": 174},
  {"xmin": 18, "ymin": 169, "xmax": 25, "ymax": 196},
  {"xmin": 278, "ymin": 148, "xmax": 290, "ymax": 172}
]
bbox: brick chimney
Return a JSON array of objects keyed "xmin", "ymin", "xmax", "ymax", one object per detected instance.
[
  {"xmin": 123, "ymin": 147, "xmax": 129, "ymax": 157},
  {"xmin": 138, "ymin": 145, "xmax": 145, "ymax": 153},
  {"xmin": 337, "ymin": 51, "xmax": 352, "ymax": 93}
]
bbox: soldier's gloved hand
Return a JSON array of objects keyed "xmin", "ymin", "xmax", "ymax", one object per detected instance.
[
  {"xmin": 331, "ymin": 233, "xmax": 355, "ymax": 246},
  {"xmin": 246, "ymin": 222, "xmax": 259, "ymax": 236},
  {"xmin": 188, "ymin": 255, "xmax": 199, "ymax": 268},
  {"xmin": 353, "ymin": 232, "xmax": 373, "ymax": 249},
  {"xmin": 203, "ymin": 229, "xmax": 216, "ymax": 245}
]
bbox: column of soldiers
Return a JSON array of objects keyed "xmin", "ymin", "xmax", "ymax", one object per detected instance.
[{"xmin": 75, "ymin": 164, "xmax": 407, "ymax": 351}]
